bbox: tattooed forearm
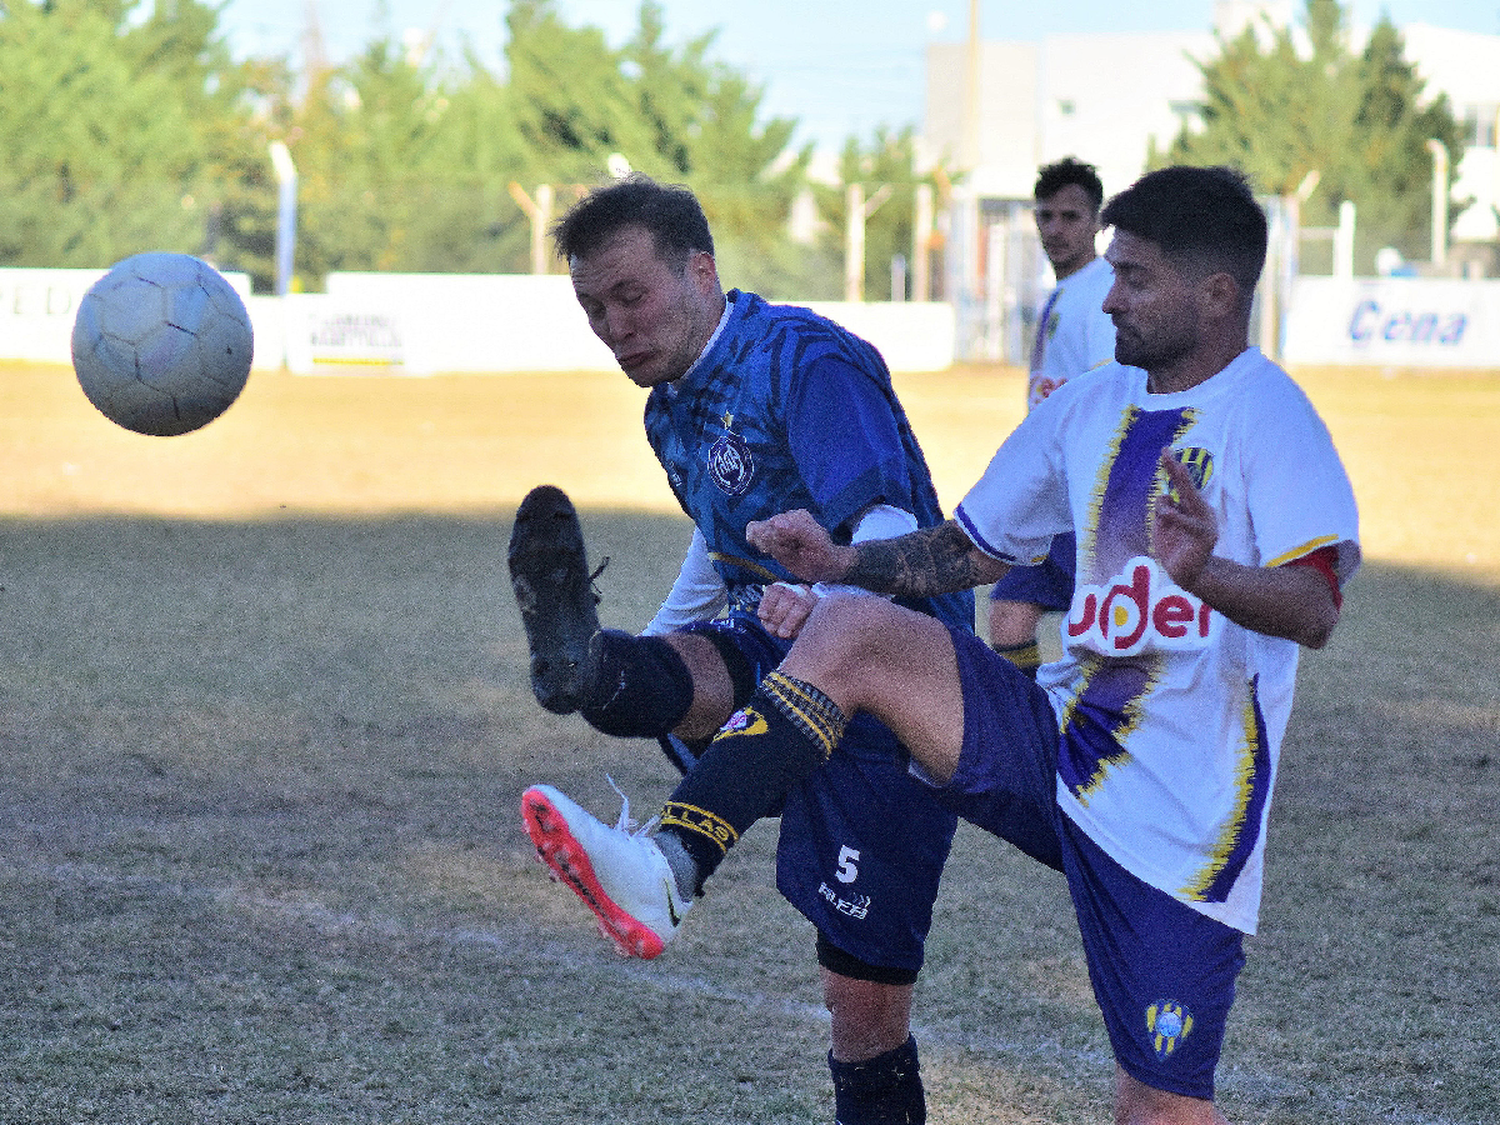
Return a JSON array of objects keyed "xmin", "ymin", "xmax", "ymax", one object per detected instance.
[{"xmin": 844, "ymin": 521, "xmax": 999, "ymax": 596}]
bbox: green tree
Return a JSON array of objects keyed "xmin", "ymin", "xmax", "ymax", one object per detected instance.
[
  {"xmin": 0, "ymin": 0, "xmax": 263, "ymax": 269},
  {"xmin": 248, "ymin": 0, "xmax": 823, "ymax": 288},
  {"xmin": 503, "ymin": 0, "xmax": 658, "ymax": 184},
  {"xmin": 0, "ymin": 0, "xmax": 848, "ymax": 293},
  {"xmin": 811, "ymin": 126, "xmax": 937, "ymax": 302},
  {"xmin": 1164, "ymin": 0, "xmax": 1464, "ymax": 272},
  {"xmin": 289, "ymin": 37, "xmax": 512, "ymax": 282},
  {"xmin": 502, "ymin": 0, "xmax": 813, "ymax": 295},
  {"xmin": 1345, "ymin": 18, "xmax": 1467, "ymax": 265},
  {"xmin": 677, "ymin": 66, "xmax": 810, "ymax": 298},
  {"xmin": 208, "ymin": 54, "xmax": 297, "ymax": 291}
]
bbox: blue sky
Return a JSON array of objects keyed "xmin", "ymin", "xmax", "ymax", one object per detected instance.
[{"xmin": 219, "ymin": 1, "xmax": 1500, "ymax": 152}]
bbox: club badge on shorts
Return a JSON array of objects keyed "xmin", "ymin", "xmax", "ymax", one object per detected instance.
[{"xmin": 1145, "ymin": 999, "xmax": 1194, "ymax": 1060}]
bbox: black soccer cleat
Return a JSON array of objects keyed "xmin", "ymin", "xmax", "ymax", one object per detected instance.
[{"xmin": 508, "ymin": 485, "xmax": 603, "ymax": 714}]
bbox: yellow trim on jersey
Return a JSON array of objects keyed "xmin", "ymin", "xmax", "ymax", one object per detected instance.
[
  {"xmin": 708, "ymin": 551, "xmax": 781, "ymax": 583},
  {"xmin": 1181, "ymin": 690, "xmax": 1260, "ymax": 901},
  {"xmin": 1263, "ymin": 534, "xmax": 1342, "ymax": 569}
]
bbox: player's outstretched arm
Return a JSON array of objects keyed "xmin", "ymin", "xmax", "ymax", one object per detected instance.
[{"xmin": 749, "ymin": 511, "xmax": 1006, "ymax": 598}]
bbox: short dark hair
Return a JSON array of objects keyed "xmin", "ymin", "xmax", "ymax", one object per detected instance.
[
  {"xmin": 1101, "ymin": 165, "xmax": 1268, "ymax": 301},
  {"xmin": 551, "ymin": 174, "xmax": 714, "ymax": 266},
  {"xmin": 1035, "ymin": 156, "xmax": 1104, "ymax": 213}
]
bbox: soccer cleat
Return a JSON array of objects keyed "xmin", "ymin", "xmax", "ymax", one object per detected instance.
[
  {"xmin": 508, "ymin": 485, "xmax": 603, "ymax": 713},
  {"xmin": 521, "ymin": 783, "xmax": 690, "ymax": 959}
]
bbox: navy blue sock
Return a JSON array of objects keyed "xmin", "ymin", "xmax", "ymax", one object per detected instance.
[
  {"xmin": 991, "ymin": 637, "xmax": 1041, "ymax": 680},
  {"xmin": 829, "ymin": 1035, "xmax": 925, "ymax": 1124},
  {"xmin": 658, "ymin": 671, "xmax": 847, "ymax": 889},
  {"xmin": 578, "ymin": 630, "xmax": 694, "ymax": 738}
]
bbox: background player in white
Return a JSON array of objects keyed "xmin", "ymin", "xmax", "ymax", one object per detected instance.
[
  {"xmin": 521, "ymin": 165, "xmax": 1361, "ymax": 1124},
  {"xmin": 989, "ymin": 157, "xmax": 1117, "ymax": 678}
]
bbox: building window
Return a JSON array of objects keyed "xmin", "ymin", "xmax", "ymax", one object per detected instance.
[{"xmin": 1464, "ymin": 104, "xmax": 1499, "ymax": 149}]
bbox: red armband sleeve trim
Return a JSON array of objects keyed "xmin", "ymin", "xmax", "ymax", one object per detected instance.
[{"xmin": 1284, "ymin": 544, "xmax": 1342, "ymax": 610}]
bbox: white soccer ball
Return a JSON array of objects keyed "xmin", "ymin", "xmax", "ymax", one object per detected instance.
[{"xmin": 71, "ymin": 251, "xmax": 254, "ymax": 436}]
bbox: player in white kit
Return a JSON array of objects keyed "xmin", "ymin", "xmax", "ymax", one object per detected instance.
[{"xmin": 989, "ymin": 157, "xmax": 1118, "ymax": 678}]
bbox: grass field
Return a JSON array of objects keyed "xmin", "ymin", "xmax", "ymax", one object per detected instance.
[{"xmin": 1, "ymin": 360, "xmax": 1497, "ymax": 1123}]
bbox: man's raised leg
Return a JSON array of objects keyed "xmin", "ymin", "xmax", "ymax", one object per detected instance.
[
  {"xmin": 508, "ymin": 486, "xmax": 733, "ymax": 744},
  {"xmin": 523, "ymin": 596, "xmax": 969, "ymax": 951}
]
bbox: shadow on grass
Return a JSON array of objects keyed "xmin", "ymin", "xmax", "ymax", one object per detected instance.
[{"xmin": 0, "ymin": 513, "xmax": 1495, "ymax": 1123}]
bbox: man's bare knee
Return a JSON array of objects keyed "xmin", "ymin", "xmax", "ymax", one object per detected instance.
[
  {"xmin": 1114, "ymin": 1067, "xmax": 1228, "ymax": 1125},
  {"xmin": 823, "ymin": 970, "xmax": 914, "ymax": 1062},
  {"xmin": 783, "ymin": 596, "xmax": 903, "ymax": 692},
  {"xmin": 988, "ymin": 598, "xmax": 1044, "ymax": 647}
]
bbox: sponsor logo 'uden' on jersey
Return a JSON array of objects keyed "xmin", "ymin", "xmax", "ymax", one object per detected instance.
[{"xmin": 1067, "ymin": 555, "xmax": 1220, "ymax": 657}]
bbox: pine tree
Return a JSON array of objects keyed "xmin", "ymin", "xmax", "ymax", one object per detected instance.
[
  {"xmin": 0, "ymin": 0, "xmax": 261, "ymax": 269},
  {"xmin": 1166, "ymin": 0, "xmax": 1465, "ymax": 272}
]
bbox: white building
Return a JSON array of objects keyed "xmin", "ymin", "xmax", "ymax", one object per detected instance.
[
  {"xmin": 1405, "ymin": 23, "xmax": 1500, "ymax": 245},
  {"xmin": 921, "ymin": 3, "xmax": 1500, "ymax": 359}
]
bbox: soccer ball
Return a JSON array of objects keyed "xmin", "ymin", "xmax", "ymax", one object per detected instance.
[{"xmin": 71, "ymin": 251, "xmax": 254, "ymax": 436}]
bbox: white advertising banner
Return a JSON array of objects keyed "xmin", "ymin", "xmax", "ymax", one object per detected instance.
[
  {"xmin": 2, "ymin": 267, "xmax": 958, "ymax": 374},
  {"xmin": 282, "ymin": 296, "xmax": 408, "ymax": 373},
  {"xmin": 0, "ymin": 265, "xmax": 256, "ymax": 365},
  {"xmin": 1284, "ymin": 276, "xmax": 1500, "ymax": 368},
  {"xmin": 0, "ymin": 267, "xmax": 109, "ymax": 363},
  {"xmin": 28, "ymin": 267, "xmax": 1500, "ymax": 373},
  {"xmin": 320, "ymin": 273, "xmax": 615, "ymax": 374}
]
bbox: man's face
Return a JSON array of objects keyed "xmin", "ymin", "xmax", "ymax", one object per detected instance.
[
  {"xmin": 1034, "ymin": 182, "xmax": 1100, "ymax": 279},
  {"xmin": 569, "ymin": 224, "xmax": 723, "ymax": 388},
  {"xmin": 1101, "ymin": 229, "xmax": 1201, "ymax": 375}
]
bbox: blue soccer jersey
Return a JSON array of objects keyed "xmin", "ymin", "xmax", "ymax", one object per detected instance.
[
  {"xmin": 644, "ymin": 289, "xmax": 971, "ymax": 971},
  {"xmin": 645, "ymin": 289, "xmax": 971, "ymax": 632}
]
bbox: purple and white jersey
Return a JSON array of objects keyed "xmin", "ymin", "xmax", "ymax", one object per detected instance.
[
  {"xmin": 956, "ymin": 348, "xmax": 1360, "ymax": 932},
  {"xmin": 1027, "ymin": 255, "xmax": 1117, "ymax": 410}
]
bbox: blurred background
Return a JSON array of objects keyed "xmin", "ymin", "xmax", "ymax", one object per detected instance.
[{"xmin": 6, "ymin": 0, "xmax": 1500, "ymax": 369}]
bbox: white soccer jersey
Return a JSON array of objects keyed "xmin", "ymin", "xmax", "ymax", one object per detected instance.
[
  {"xmin": 1027, "ymin": 256, "xmax": 1117, "ymax": 410},
  {"xmin": 956, "ymin": 348, "xmax": 1360, "ymax": 933}
]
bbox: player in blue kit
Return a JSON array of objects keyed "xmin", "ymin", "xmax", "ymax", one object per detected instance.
[
  {"xmin": 511, "ymin": 174, "xmax": 973, "ymax": 1125},
  {"xmin": 521, "ymin": 166, "xmax": 1361, "ymax": 1124}
]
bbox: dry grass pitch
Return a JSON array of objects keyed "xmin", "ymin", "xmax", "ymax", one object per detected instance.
[{"xmin": 0, "ymin": 360, "xmax": 1496, "ymax": 1123}]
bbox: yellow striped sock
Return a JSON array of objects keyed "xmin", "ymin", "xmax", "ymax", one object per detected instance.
[{"xmin": 761, "ymin": 671, "xmax": 849, "ymax": 760}]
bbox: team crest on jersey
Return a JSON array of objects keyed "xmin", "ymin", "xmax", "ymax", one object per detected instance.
[
  {"xmin": 1164, "ymin": 446, "xmax": 1214, "ymax": 501},
  {"xmin": 1145, "ymin": 1000, "xmax": 1194, "ymax": 1060},
  {"xmin": 707, "ymin": 414, "xmax": 755, "ymax": 496}
]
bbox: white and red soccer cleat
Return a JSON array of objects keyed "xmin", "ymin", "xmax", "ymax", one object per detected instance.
[{"xmin": 521, "ymin": 783, "xmax": 690, "ymax": 959}]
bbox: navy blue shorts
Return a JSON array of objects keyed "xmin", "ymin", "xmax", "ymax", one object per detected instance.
[
  {"xmin": 988, "ymin": 531, "xmax": 1076, "ymax": 611},
  {"xmin": 673, "ymin": 615, "xmax": 957, "ymax": 976},
  {"xmin": 929, "ymin": 625, "xmax": 1245, "ymax": 1099}
]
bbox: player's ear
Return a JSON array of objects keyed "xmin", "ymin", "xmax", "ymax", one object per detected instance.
[
  {"xmin": 690, "ymin": 249, "xmax": 719, "ymax": 291},
  {"xmin": 1199, "ymin": 271, "xmax": 1239, "ymax": 319}
]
